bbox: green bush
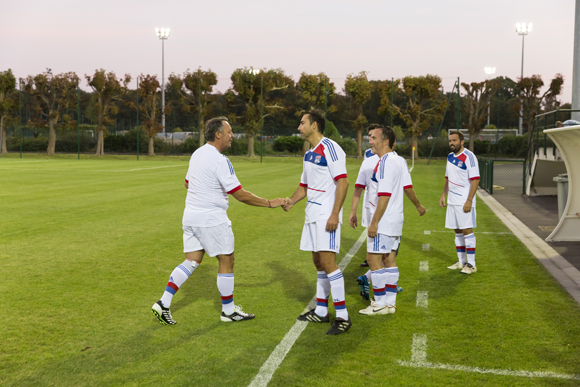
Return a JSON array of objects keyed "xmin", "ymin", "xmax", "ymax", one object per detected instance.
[
  {"xmin": 274, "ymin": 136, "xmax": 304, "ymax": 153},
  {"xmin": 178, "ymin": 137, "xmax": 199, "ymax": 154},
  {"xmin": 324, "ymin": 120, "xmax": 341, "ymax": 142},
  {"xmin": 338, "ymin": 138, "xmax": 357, "ymax": 156}
]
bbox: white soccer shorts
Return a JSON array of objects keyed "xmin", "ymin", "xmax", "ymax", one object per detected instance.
[
  {"xmin": 300, "ymin": 221, "xmax": 341, "ymax": 253},
  {"xmin": 183, "ymin": 221, "xmax": 234, "ymax": 257},
  {"xmin": 367, "ymin": 234, "xmax": 400, "ymax": 254},
  {"xmin": 445, "ymin": 204, "xmax": 477, "ymax": 230}
]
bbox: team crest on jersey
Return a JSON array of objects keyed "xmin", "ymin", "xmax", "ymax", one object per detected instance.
[
  {"xmin": 314, "ymin": 155, "xmax": 321, "ymax": 164},
  {"xmin": 458, "ymin": 161, "xmax": 463, "ymax": 168}
]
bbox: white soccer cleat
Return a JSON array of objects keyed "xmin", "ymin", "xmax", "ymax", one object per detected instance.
[
  {"xmin": 359, "ymin": 300, "xmax": 395, "ymax": 315},
  {"xmin": 220, "ymin": 304, "xmax": 255, "ymax": 322},
  {"xmin": 460, "ymin": 263, "xmax": 477, "ymax": 274},
  {"xmin": 447, "ymin": 261, "xmax": 465, "ymax": 270}
]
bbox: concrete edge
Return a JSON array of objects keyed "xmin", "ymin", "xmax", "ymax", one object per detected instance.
[{"xmin": 477, "ymin": 189, "xmax": 580, "ymax": 305}]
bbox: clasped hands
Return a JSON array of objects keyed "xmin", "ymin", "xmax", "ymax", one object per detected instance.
[{"xmin": 269, "ymin": 197, "xmax": 292, "ymax": 211}]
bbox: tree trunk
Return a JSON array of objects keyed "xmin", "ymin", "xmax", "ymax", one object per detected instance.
[
  {"xmin": 96, "ymin": 128, "xmax": 105, "ymax": 155},
  {"xmin": 356, "ymin": 128, "xmax": 362, "ymax": 158},
  {"xmin": 47, "ymin": 119, "xmax": 57, "ymax": 155},
  {"xmin": 0, "ymin": 117, "xmax": 6, "ymax": 154},
  {"xmin": 247, "ymin": 135, "xmax": 255, "ymax": 157},
  {"xmin": 148, "ymin": 136, "xmax": 155, "ymax": 156},
  {"xmin": 302, "ymin": 140, "xmax": 310, "ymax": 157},
  {"xmin": 412, "ymin": 135, "xmax": 419, "ymax": 159},
  {"xmin": 199, "ymin": 117, "xmax": 205, "ymax": 147}
]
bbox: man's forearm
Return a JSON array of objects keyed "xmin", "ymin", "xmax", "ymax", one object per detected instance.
[
  {"xmin": 370, "ymin": 195, "xmax": 390, "ymax": 225},
  {"xmin": 350, "ymin": 186, "xmax": 364, "ymax": 214},
  {"xmin": 404, "ymin": 188, "xmax": 421, "ymax": 207},
  {"xmin": 467, "ymin": 179, "xmax": 479, "ymax": 202},
  {"xmin": 331, "ymin": 178, "xmax": 349, "ymax": 215}
]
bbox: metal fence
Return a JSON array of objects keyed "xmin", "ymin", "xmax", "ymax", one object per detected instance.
[{"xmin": 478, "ymin": 157, "xmax": 525, "ymax": 195}]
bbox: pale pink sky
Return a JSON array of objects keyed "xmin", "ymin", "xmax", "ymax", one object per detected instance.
[{"xmin": 1, "ymin": 0, "xmax": 576, "ymax": 102}]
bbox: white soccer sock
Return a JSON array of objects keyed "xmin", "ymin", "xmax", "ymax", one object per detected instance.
[
  {"xmin": 384, "ymin": 267, "xmax": 400, "ymax": 306},
  {"xmin": 371, "ymin": 268, "xmax": 388, "ymax": 306},
  {"xmin": 160, "ymin": 260, "xmax": 199, "ymax": 308},
  {"xmin": 217, "ymin": 273, "xmax": 235, "ymax": 315},
  {"xmin": 465, "ymin": 233, "xmax": 476, "ymax": 267},
  {"xmin": 314, "ymin": 271, "xmax": 330, "ymax": 317},
  {"xmin": 364, "ymin": 269, "xmax": 372, "ymax": 283},
  {"xmin": 455, "ymin": 233, "xmax": 467, "ymax": 265},
  {"xmin": 327, "ymin": 269, "xmax": 348, "ymax": 320}
]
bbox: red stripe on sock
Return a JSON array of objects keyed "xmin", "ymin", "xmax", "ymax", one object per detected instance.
[
  {"xmin": 221, "ymin": 294, "xmax": 233, "ymax": 301},
  {"xmin": 456, "ymin": 246, "xmax": 466, "ymax": 250},
  {"xmin": 333, "ymin": 300, "xmax": 346, "ymax": 306},
  {"xmin": 167, "ymin": 282, "xmax": 179, "ymax": 291},
  {"xmin": 385, "ymin": 284, "xmax": 397, "ymax": 289},
  {"xmin": 466, "ymin": 248, "xmax": 476, "ymax": 252},
  {"xmin": 316, "ymin": 298, "xmax": 328, "ymax": 304}
]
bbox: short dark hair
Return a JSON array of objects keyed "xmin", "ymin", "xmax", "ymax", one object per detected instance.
[
  {"xmin": 304, "ymin": 110, "xmax": 325, "ymax": 134},
  {"xmin": 449, "ymin": 131, "xmax": 464, "ymax": 141},
  {"xmin": 367, "ymin": 123, "xmax": 383, "ymax": 133},
  {"xmin": 205, "ymin": 116, "xmax": 229, "ymax": 141},
  {"xmin": 378, "ymin": 126, "xmax": 396, "ymax": 149}
]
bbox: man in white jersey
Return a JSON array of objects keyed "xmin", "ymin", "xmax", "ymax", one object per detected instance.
[
  {"xmin": 152, "ymin": 117, "xmax": 284, "ymax": 325},
  {"xmin": 352, "ymin": 125, "xmax": 380, "ymax": 268},
  {"xmin": 359, "ymin": 126, "xmax": 425, "ymax": 315},
  {"xmin": 439, "ymin": 131, "xmax": 480, "ymax": 274},
  {"xmin": 283, "ymin": 110, "xmax": 352, "ymax": 335},
  {"xmin": 349, "ymin": 124, "xmax": 410, "ymax": 299}
]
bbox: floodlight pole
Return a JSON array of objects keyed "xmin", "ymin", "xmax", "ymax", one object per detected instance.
[
  {"xmin": 19, "ymin": 78, "xmax": 22, "ymax": 159},
  {"xmin": 155, "ymin": 28, "xmax": 170, "ymax": 134},
  {"xmin": 77, "ymin": 78, "xmax": 80, "ymax": 159},
  {"xmin": 516, "ymin": 23, "xmax": 531, "ymax": 135},
  {"xmin": 484, "ymin": 67, "xmax": 496, "ymax": 126},
  {"xmin": 390, "ymin": 78, "xmax": 394, "ymax": 127},
  {"xmin": 324, "ymin": 77, "xmax": 328, "ymax": 120},
  {"xmin": 572, "ymin": 0, "xmax": 580, "ymax": 121},
  {"xmin": 137, "ymin": 77, "xmax": 140, "ymax": 161},
  {"xmin": 260, "ymin": 76, "xmax": 263, "ymax": 163}
]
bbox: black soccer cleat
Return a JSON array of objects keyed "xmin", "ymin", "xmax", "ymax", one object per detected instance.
[
  {"xmin": 297, "ymin": 309, "xmax": 330, "ymax": 323},
  {"xmin": 152, "ymin": 300, "xmax": 177, "ymax": 325},
  {"xmin": 326, "ymin": 317, "xmax": 352, "ymax": 335}
]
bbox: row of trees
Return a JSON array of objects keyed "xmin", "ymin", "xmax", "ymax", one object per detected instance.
[{"xmin": 0, "ymin": 67, "xmax": 565, "ymax": 157}]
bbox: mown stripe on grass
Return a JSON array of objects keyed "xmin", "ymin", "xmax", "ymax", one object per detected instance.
[{"xmin": 248, "ymin": 229, "xmax": 368, "ymax": 387}]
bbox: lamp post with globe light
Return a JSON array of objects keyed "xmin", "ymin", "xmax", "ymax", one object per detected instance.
[
  {"xmin": 515, "ymin": 23, "xmax": 532, "ymax": 135},
  {"xmin": 484, "ymin": 67, "xmax": 496, "ymax": 127},
  {"xmin": 155, "ymin": 28, "xmax": 170, "ymax": 134}
]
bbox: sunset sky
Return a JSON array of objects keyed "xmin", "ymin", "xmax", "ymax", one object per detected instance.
[{"xmin": 1, "ymin": 0, "xmax": 576, "ymax": 102}]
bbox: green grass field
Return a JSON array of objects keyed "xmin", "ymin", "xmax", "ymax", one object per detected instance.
[{"xmin": 2, "ymin": 154, "xmax": 580, "ymax": 387}]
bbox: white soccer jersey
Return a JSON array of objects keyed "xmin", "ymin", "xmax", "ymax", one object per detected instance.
[
  {"xmin": 445, "ymin": 148, "xmax": 480, "ymax": 206},
  {"xmin": 355, "ymin": 154, "xmax": 379, "ymax": 227},
  {"xmin": 300, "ymin": 137, "xmax": 348, "ymax": 224},
  {"xmin": 182, "ymin": 144, "xmax": 242, "ymax": 227},
  {"xmin": 375, "ymin": 152, "xmax": 413, "ymax": 236}
]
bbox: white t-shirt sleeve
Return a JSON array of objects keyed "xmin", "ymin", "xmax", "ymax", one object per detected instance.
[
  {"xmin": 300, "ymin": 166, "xmax": 308, "ymax": 187},
  {"xmin": 217, "ymin": 157, "xmax": 242, "ymax": 194},
  {"xmin": 377, "ymin": 157, "xmax": 394, "ymax": 197},
  {"xmin": 467, "ymin": 154, "xmax": 480, "ymax": 181},
  {"xmin": 324, "ymin": 142, "xmax": 347, "ymax": 181},
  {"xmin": 355, "ymin": 161, "xmax": 367, "ymax": 189},
  {"xmin": 402, "ymin": 160, "xmax": 413, "ymax": 189}
]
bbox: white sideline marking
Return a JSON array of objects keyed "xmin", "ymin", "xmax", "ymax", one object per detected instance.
[
  {"xmin": 427, "ymin": 230, "xmax": 512, "ymax": 235},
  {"xmin": 127, "ymin": 165, "xmax": 183, "ymax": 171},
  {"xmin": 248, "ymin": 229, "xmax": 368, "ymax": 387},
  {"xmin": 422, "ymin": 243, "xmax": 430, "ymax": 251},
  {"xmin": 419, "ymin": 261, "xmax": 429, "ymax": 272},
  {"xmin": 398, "ymin": 334, "xmax": 580, "ymax": 381},
  {"xmin": 416, "ymin": 291, "xmax": 428, "ymax": 308},
  {"xmin": 424, "ymin": 230, "xmax": 431, "ymax": 235}
]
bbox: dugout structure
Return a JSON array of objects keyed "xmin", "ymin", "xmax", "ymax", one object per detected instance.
[{"xmin": 543, "ymin": 125, "xmax": 580, "ymax": 242}]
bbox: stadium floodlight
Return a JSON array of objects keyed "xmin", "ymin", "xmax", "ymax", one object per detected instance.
[
  {"xmin": 155, "ymin": 27, "xmax": 170, "ymax": 133},
  {"xmin": 515, "ymin": 23, "xmax": 532, "ymax": 135},
  {"xmin": 484, "ymin": 67, "xmax": 497, "ymax": 126}
]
